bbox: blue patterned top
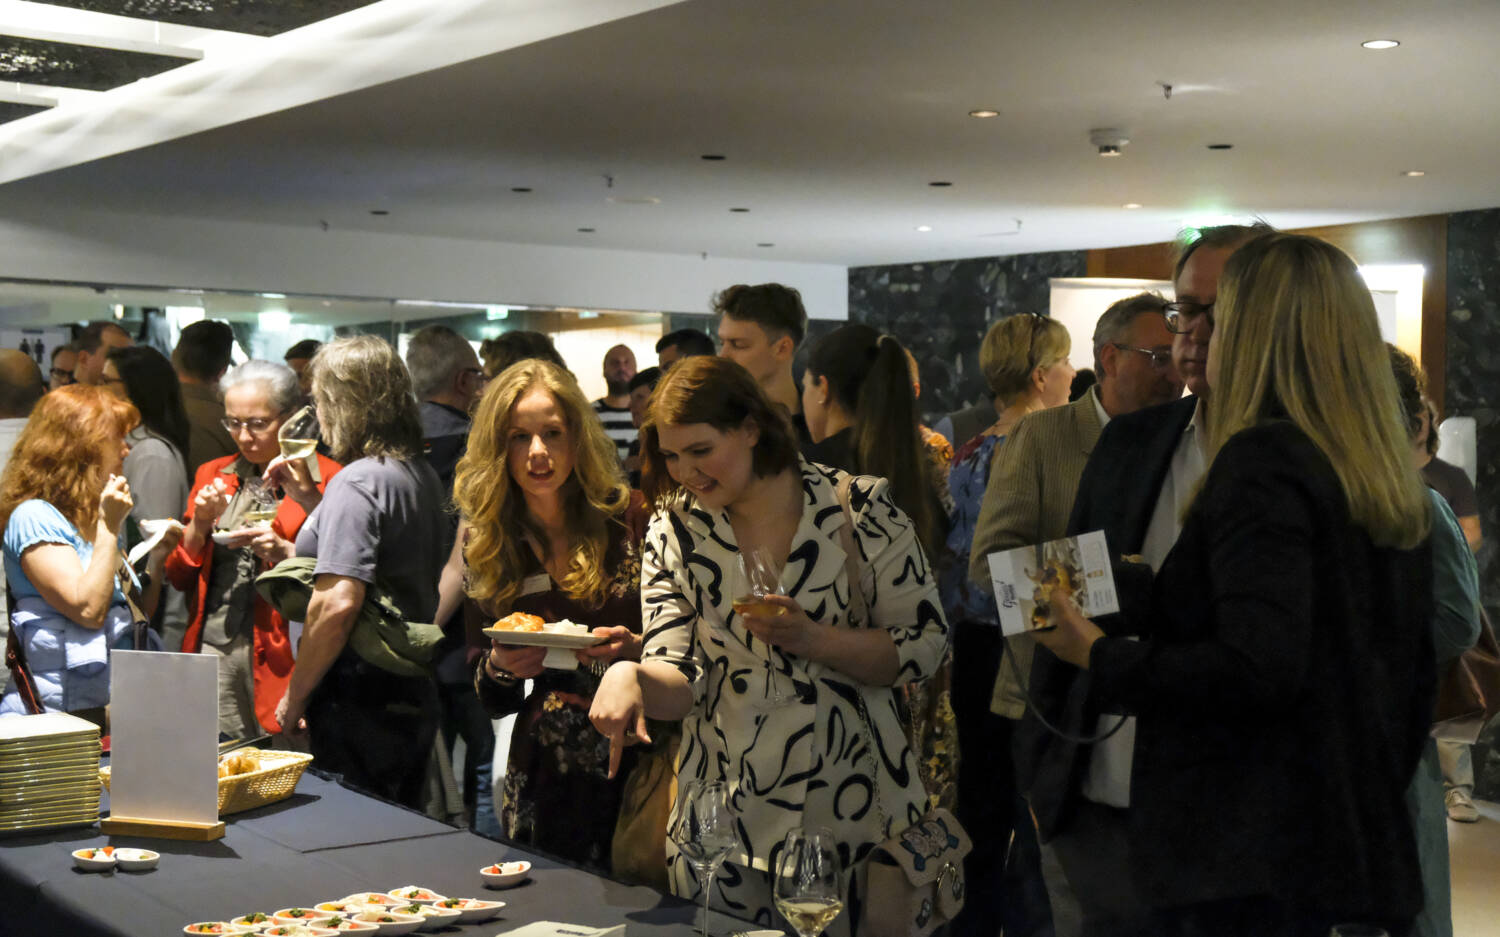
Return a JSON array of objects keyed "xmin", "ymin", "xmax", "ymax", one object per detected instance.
[{"xmin": 940, "ymin": 433, "xmax": 1003, "ymax": 626}]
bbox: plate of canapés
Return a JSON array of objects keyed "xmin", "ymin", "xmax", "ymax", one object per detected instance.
[
  {"xmin": 480, "ymin": 860, "xmax": 532, "ymax": 889},
  {"xmin": 481, "ymin": 613, "xmax": 604, "ymax": 649},
  {"xmin": 194, "ymin": 885, "xmax": 503, "ymax": 935}
]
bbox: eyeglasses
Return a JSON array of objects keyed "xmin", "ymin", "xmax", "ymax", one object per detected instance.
[
  {"xmin": 1163, "ymin": 301, "xmax": 1214, "ymax": 334},
  {"xmin": 1111, "ymin": 343, "xmax": 1174, "ymax": 369},
  {"xmin": 49, "ymin": 368, "xmax": 75, "ymax": 385},
  {"xmin": 1025, "ymin": 312, "xmax": 1049, "ymax": 368},
  {"xmin": 220, "ymin": 416, "xmax": 278, "ymax": 435}
]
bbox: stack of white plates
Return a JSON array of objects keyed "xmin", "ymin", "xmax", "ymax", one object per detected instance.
[{"xmin": 0, "ymin": 712, "xmax": 102, "ymax": 835}]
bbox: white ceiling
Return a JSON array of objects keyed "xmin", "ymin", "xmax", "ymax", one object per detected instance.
[{"xmin": 2, "ymin": 0, "xmax": 1498, "ymax": 269}]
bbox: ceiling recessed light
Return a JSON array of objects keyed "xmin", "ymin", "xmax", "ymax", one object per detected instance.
[
  {"xmin": 1402, "ymin": 169, "xmax": 1426, "ymax": 177},
  {"xmin": 577, "ymin": 227, "xmax": 595, "ymax": 233},
  {"xmin": 1206, "ymin": 143, "xmax": 1233, "ymax": 150},
  {"xmin": 607, "ymin": 195, "xmax": 661, "ymax": 205},
  {"xmin": 757, "ymin": 242, "xmax": 775, "ymax": 248},
  {"xmin": 729, "ymin": 207, "xmax": 750, "ymax": 213},
  {"xmin": 1122, "ymin": 202, "xmax": 1143, "ymax": 210},
  {"xmin": 928, "ymin": 181, "xmax": 953, "ymax": 187},
  {"xmin": 1362, "ymin": 39, "xmax": 1400, "ymax": 50},
  {"xmin": 968, "ymin": 109, "xmax": 1000, "ymax": 119},
  {"xmin": 701, "ymin": 154, "xmax": 726, "ymax": 161},
  {"xmin": 369, "ymin": 209, "xmax": 389, "ymax": 216},
  {"xmin": 510, "ymin": 186, "xmax": 532, "ymax": 193},
  {"xmin": 915, "ymin": 225, "xmax": 933, "ymax": 232}
]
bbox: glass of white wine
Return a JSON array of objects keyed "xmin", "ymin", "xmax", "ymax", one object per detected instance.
[
  {"xmin": 670, "ymin": 779, "xmax": 737, "ymax": 937},
  {"xmin": 277, "ymin": 405, "xmax": 319, "ymax": 464},
  {"xmin": 238, "ymin": 477, "xmax": 279, "ymax": 529},
  {"xmin": 774, "ymin": 828, "xmax": 843, "ymax": 937}
]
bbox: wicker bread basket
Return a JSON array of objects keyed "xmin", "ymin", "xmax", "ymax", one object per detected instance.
[{"xmin": 100, "ymin": 749, "xmax": 313, "ymax": 816}]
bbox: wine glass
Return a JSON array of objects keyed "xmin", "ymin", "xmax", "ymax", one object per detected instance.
[
  {"xmin": 237, "ymin": 477, "xmax": 279, "ymax": 529},
  {"xmin": 277, "ymin": 405, "xmax": 320, "ymax": 464},
  {"xmin": 774, "ymin": 828, "xmax": 843, "ymax": 937},
  {"xmin": 731, "ymin": 546, "xmax": 785, "ymax": 619},
  {"xmin": 670, "ymin": 779, "xmax": 737, "ymax": 937},
  {"xmin": 732, "ymin": 547, "xmax": 793, "ymax": 704}
]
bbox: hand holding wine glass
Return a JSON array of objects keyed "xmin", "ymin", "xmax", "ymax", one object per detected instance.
[
  {"xmin": 731, "ymin": 546, "xmax": 785, "ymax": 620},
  {"xmin": 774, "ymin": 828, "xmax": 843, "ymax": 937},
  {"xmin": 671, "ymin": 779, "xmax": 737, "ymax": 937}
]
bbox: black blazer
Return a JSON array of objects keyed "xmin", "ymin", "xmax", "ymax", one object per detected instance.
[
  {"xmin": 1064, "ymin": 420, "xmax": 1434, "ymax": 917},
  {"xmin": 1015, "ymin": 395, "xmax": 1197, "ymax": 838}
]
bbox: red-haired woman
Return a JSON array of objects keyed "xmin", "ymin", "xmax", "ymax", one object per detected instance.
[{"xmin": 0, "ymin": 385, "xmax": 180, "ymax": 717}]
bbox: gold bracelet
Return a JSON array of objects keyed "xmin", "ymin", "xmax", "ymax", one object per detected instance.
[{"xmin": 482, "ymin": 654, "xmax": 517, "ymax": 683}]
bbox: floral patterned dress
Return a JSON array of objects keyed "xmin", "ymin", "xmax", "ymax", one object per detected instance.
[{"xmin": 472, "ymin": 493, "xmax": 648, "ymax": 872}]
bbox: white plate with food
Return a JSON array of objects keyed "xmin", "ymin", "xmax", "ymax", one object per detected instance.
[
  {"xmin": 480, "ymin": 860, "xmax": 532, "ymax": 888},
  {"xmin": 389, "ymin": 902, "xmax": 459, "ymax": 932},
  {"xmin": 307, "ymin": 918, "xmax": 377, "ymax": 933},
  {"xmin": 72, "ymin": 846, "xmax": 115, "ymax": 871},
  {"xmin": 482, "ymin": 613, "xmax": 603, "ymax": 649},
  {"xmin": 429, "ymin": 898, "xmax": 505, "ymax": 925},
  {"xmin": 229, "ymin": 913, "xmax": 276, "ymax": 931},
  {"xmin": 113, "ymin": 847, "xmax": 159, "ymax": 871},
  {"xmin": 385, "ymin": 886, "xmax": 445, "ymax": 905},
  {"xmin": 348, "ymin": 911, "xmax": 423, "ymax": 935}
]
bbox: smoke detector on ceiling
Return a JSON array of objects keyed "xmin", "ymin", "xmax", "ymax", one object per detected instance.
[{"xmin": 1089, "ymin": 128, "xmax": 1130, "ymax": 157}]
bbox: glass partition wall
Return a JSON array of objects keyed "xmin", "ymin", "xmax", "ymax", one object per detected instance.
[{"xmin": 0, "ymin": 279, "xmax": 697, "ymax": 402}]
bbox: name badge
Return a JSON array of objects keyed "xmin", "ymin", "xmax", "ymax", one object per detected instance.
[{"xmin": 520, "ymin": 574, "xmax": 551, "ymax": 597}]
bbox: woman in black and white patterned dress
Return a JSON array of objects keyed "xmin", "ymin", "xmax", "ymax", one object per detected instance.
[{"xmin": 591, "ymin": 357, "xmax": 948, "ymax": 935}]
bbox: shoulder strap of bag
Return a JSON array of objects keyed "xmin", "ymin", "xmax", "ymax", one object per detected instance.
[
  {"xmin": 4, "ymin": 579, "xmax": 45, "ymax": 714},
  {"xmin": 116, "ymin": 549, "xmax": 153, "ymax": 651},
  {"xmin": 834, "ymin": 474, "xmax": 868, "ymax": 626}
]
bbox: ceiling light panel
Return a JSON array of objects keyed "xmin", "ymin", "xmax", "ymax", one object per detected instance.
[{"xmin": 39, "ymin": 0, "xmax": 380, "ymax": 37}]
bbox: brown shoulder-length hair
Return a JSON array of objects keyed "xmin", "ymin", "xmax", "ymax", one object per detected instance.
[
  {"xmin": 310, "ymin": 335, "xmax": 424, "ymax": 463},
  {"xmin": 0, "ymin": 384, "xmax": 138, "ymax": 533},
  {"xmin": 454, "ymin": 359, "xmax": 629, "ymax": 613},
  {"xmin": 640, "ymin": 356, "xmax": 799, "ymax": 506}
]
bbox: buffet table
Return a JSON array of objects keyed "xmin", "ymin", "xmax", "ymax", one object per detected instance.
[{"xmin": 0, "ymin": 769, "xmax": 742, "ymax": 937}]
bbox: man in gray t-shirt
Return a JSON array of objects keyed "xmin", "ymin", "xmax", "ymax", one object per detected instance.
[{"xmin": 295, "ymin": 455, "xmax": 445, "ymax": 622}]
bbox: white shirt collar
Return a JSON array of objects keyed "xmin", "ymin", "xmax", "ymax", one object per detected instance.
[{"xmin": 1090, "ymin": 384, "xmax": 1111, "ymax": 428}]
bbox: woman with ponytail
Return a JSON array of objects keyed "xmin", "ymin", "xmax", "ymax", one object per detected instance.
[{"xmin": 801, "ymin": 324, "xmax": 958, "ymax": 810}]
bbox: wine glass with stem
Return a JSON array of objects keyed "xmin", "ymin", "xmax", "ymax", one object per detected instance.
[
  {"xmin": 732, "ymin": 546, "xmax": 792, "ymax": 703},
  {"xmin": 774, "ymin": 827, "xmax": 844, "ymax": 937},
  {"xmin": 277, "ymin": 404, "xmax": 320, "ymax": 464},
  {"xmin": 670, "ymin": 779, "xmax": 737, "ymax": 937},
  {"xmin": 237, "ymin": 476, "xmax": 279, "ymax": 530}
]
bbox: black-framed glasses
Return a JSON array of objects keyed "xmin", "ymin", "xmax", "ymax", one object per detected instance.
[
  {"xmin": 220, "ymin": 416, "xmax": 278, "ymax": 435},
  {"xmin": 49, "ymin": 368, "xmax": 75, "ymax": 385},
  {"xmin": 1024, "ymin": 312, "xmax": 1049, "ymax": 368},
  {"xmin": 1111, "ymin": 343, "xmax": 1174, "ymax": 369},
  {"xmin": 1163, "ymin": 301, "xmax": 1214, "ymax": 334}
]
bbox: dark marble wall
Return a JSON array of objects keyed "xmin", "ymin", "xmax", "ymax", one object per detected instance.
[
  {"xmin": 1445, "ymin": 207, "xmax": 1500, "ymax": 610},
  {"xmin": 846, "ymin": 250, "xmax": 1087, "ymax": 423}
]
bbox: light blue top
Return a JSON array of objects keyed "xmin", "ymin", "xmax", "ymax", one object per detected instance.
[
  {"xmin": 3, "ymin": 499, "xmax": 126, "ymax": 604},
  {"xmin": 1, "ymin": 499, "xmax": 131, "ymax": 716}
]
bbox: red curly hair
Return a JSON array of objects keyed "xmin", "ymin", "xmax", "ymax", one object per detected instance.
[{"xmin": 0, "ymin": 384, "xmax": 138, "ymax": 534}]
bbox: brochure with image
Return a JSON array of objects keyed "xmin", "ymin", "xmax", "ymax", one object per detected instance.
[{"xmin": 985, "ymin": 530, "xmax": 1119, "ymax": 636}]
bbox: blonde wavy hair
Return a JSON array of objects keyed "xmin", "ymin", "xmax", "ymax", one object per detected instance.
[
  {"xmin": 454, "ymin": 359, "xmax": 629, "ymax": 612},
  {"xmin": 1204, "ymin": 234, "xmax": 1430, "ymax": 548},
  {"xmin": 980, "ymin": 313, "xmax": 1071, "ymax": 405}
]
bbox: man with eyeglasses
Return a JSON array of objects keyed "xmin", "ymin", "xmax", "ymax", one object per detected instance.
[
  {"xmin": 1013, "ymin": 223, "xmax": 1274, "ymax": 937},
  {"xmin": 49, "ymin": 344, "xmax": 77, "ymax": 391}
]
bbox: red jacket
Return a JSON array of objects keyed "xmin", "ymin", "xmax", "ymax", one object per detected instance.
[{"xmin": 165, "ymin": 453, "xmax": 341, "ymax": 733}]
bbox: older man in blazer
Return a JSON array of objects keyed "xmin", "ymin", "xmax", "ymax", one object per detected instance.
[
  {"xmin": 964, "ymin": 291, "xmax": 1182, "ymax": 936},
  {"xmin": 1013, "ymin": 223, "xmax": 1273, "ymax": 937}
]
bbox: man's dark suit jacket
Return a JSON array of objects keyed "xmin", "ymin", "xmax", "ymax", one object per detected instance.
[
  {"xmin": 1016, "ymin": 394, "xmax": 1197, "ymax": 839},
  {"xmin": 1022, "ymin": 411, "xmax": 1435, "ymax": 920}
]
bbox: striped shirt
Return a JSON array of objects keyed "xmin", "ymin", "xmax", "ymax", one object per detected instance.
[{"xmin": 592, "ymin": 399, "xmax": 635, "ymax": 464}]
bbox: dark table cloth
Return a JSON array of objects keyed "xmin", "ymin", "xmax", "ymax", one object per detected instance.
[{"xmin": 0, "ymin": 769, "xmax": 751, "ymax": 937}]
